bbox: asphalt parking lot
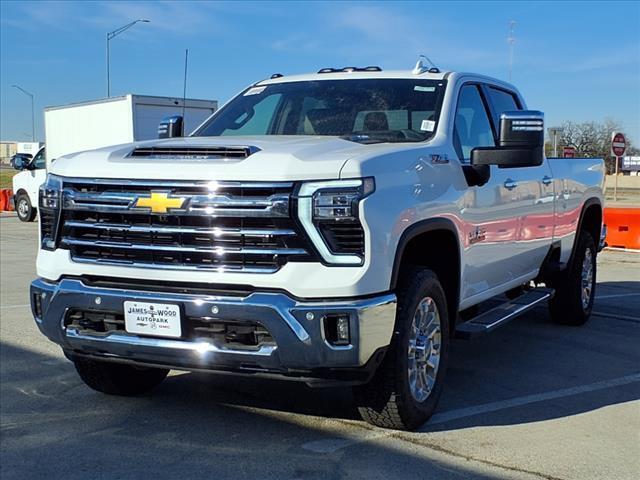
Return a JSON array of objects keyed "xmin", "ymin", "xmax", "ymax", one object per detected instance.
[{"xmin": 1, "ymin": 214, "xmax": 638, "ymax": 480}]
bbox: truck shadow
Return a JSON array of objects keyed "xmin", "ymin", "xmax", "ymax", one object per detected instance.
[
  {"xmin": 2, "ymin": 343, "xmax": 513, "ymax": 480},
  {"xmin": 153, "ymin": 280, "xmax": 640, "ymax": 433}
]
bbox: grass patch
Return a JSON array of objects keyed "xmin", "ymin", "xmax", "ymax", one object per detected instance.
[{"xmin": 0, "ymin": 170, "xmax": 16, "ymax": 190}]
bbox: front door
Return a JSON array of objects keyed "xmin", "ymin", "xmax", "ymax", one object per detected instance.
[{"xmin": 454, "ymin": 84, "xmax": 524, "ymax": 304}]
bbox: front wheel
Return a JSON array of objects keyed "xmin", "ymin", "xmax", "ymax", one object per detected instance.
[
  {"xmin": 15, "ymin": 193, "xmax": 36, "ymax": 222},
  {"xmin": 549, "ymin": 230, "xmax": 597, "ymax": 325},
  {"xmin": 354, "ymin": 268, "xmax": 450, "ymax": 430}
]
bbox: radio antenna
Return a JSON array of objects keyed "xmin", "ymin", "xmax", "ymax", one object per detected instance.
[
  {"xmin": 413, "ymin": 55, "xmax": 439, "ymax": 74},
  {"xmin": 182, "ymin": 48, "xmax": 188, "ymax": 134}
]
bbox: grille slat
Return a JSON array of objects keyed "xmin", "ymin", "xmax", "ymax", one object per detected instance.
[{"xmin": 60, "ymin": 179, "xmax": 314, "ymax": 272}]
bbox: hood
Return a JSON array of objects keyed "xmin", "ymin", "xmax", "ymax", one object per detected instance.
[{"xmin": 49, "ymin": 136, "xmax": 370, "ymax": 181}]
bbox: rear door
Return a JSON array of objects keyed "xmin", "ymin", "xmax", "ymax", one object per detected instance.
[{"xmin": 483, "ymin": 85, "xmax": 555, "ymax": 278}]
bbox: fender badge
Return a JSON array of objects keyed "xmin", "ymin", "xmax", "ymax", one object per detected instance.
[{"xmin": 469, "ymin": 226, "xmax": 487, "ymax": 244}]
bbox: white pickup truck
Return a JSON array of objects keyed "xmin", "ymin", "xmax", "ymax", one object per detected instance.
[{"xmin": 30, "ymin": 65, "xmax": 605, "ymax": 430}]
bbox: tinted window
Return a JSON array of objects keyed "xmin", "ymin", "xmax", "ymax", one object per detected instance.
[
  {"xmin": 454, "ymin": 85, "xmax": 495, "ymax": 162},
  {"xmin": 32, "ymin": 149, "xmax": 46, "ymax": 169},
  {"xmin": 196, "ymin": 79, "xmax": 446, "ymax": 144},
  {"xmin": 488, "ymin": 87, "xmax": 521, "ymax": 124},
  {"xmin": 217, "ymin": 93, "xmax": 283, "ymax": 136}
]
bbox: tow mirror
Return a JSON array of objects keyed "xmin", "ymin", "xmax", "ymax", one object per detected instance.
[
  {"xmin": 471, "ymin": 110, "xmax": 544, "ymax": 168},
  {"xmin": 158, "ymin": 115, "xmax": 184, "ymax": 139}
]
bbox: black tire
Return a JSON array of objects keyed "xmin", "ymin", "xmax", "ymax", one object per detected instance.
[
  {"xmin": 15, "ymin": 192, "xmax": 36, "ymax": 222},
  {"xmin": 73, "ymin": 357, "xmax": 169, "ymax": 396},
  {"xmin": 549, "ymin": 230, "xmax": 597, "ymax": 326},
  {"xmin": 354, "ymin": 268, "xmax": 450, "ymax": 430}
]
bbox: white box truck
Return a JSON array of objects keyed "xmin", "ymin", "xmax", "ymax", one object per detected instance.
[
  {"xmin": 17, "ymin": 142, "xmax": 45, "ymax": 156},
  {"xmin": 12, "ymin": 94, "xmax": 217, "ymax": 221}
]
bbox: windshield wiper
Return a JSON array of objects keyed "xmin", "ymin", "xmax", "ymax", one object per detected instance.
[{"xmin": 340, "ymin": 133, "xmax": 422, "ymax": 144}]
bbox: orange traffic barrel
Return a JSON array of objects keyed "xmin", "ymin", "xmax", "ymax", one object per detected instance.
[
  {"xmin": 0, "ymin": 189, "xmax": 7, "ymax": 211},
  {"xmin": 604, "ymin": 207, "xmax": 640, "ymax": 250},
  {"xmin": 5, "ymin": 189, "xmax": 14, "ymax": 211}
]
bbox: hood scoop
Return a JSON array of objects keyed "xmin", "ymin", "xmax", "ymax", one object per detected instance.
[{"xmin": 128, "ymin": 145, "xmax": 260, "ymax": 160}]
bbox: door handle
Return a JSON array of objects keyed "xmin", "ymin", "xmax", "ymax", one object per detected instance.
[
  {"xmin": 504, "ymin": 179, "xmax": 518, "ymax": 190},
  {"xmin": 542, "ymin": 176, "xmax": 553, "ymax": 186}
]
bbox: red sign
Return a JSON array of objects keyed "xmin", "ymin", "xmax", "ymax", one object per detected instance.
[
  {"xmin": 563, "ymin": 146, "xmax": 576, "ymax": 158},
  {"xmin": 611, "ymin": 132, "xmax": 627, "ymax": 157}
]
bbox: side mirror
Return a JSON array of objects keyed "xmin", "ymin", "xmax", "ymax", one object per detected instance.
[
  {"xmin": 13, "ymin": 155, "xmax": 32, "ymax": 171},
  {"xmin": 158, "ymin": 115, "xmax": 184, "ymax": 139},
  {"xmin": 471, "ymin": 111, "xmax": 544, "ymax": 168}
]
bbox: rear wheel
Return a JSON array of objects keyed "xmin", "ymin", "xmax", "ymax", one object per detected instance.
[
  {"xmin": 354, "ymin": 268, "xmax": 450, "ymax": 430},
  {"xmin": 16, "ymin": 193, "xmax": 36, "ymax": 222},
  {"xmin": 73, "ymin": 357, "xmax": 169, "ymax": 396},
  {"xmin": 549, "ymin": 230, "xmax": 597, "ymax": 325}
]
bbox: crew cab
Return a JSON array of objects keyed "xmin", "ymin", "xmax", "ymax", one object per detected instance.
[{"xmin": 30, "ymin": 63, "xmax": 605, "ymax": 430}]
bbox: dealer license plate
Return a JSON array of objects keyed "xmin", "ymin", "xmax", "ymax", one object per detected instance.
[{"xmin": 124, "ymin": 301, "xmax": 182, "ymax": 338}]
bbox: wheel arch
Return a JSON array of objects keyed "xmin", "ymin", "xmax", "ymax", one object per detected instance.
[
  {"xmin": 570, "ymin": 198, "xmax": 602, "ymax": 265},
  {"xmin": 390, "ymin": 218, "xmax": 461, "ymax": 332}
]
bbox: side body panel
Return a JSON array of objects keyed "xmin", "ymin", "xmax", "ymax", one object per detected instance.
[{"xmin": 547, "ymin": 157, "xmax": 605, "ymax": 263}]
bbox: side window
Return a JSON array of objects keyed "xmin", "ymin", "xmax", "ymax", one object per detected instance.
[
  {"xmin": 454, "ymin": 85, "xmax": 495, "ymax": 163},
  {"xmin": 220, "ymin": 93, "xmax": 282, "ymax": 136},
  {"xmin": 488, "ymin": 87, "xmax": 521, "ymax": 125},
  {"xmin": 32, "ymin": 149, "xmax": 46, "ymax": 170}
]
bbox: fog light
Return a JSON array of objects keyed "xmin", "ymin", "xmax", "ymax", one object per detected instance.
[
  {"xmin": 33, "ymin": 292, "xmax": 43, "ymax": 318},
  {"xmin": 336, "ymin": 317, "xmax": 349, "ymax": 343},
  {"xmin": 324, "ymin": 314, "xmax": 351, "ymax": 346}
]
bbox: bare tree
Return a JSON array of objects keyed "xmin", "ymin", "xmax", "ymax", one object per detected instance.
[{"xmin": 554, "ymin": 119, "xmax": 634, "ymax": 173}]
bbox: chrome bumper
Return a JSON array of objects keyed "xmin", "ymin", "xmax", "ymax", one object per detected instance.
[{"xmin": 30, "ymin": 278, "xmax": 396, "ymax": 384}]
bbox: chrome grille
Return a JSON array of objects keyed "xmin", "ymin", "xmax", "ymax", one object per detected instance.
[{"xmin": 59, "ymin": 179, "xmax": 314, "ymax": 273}]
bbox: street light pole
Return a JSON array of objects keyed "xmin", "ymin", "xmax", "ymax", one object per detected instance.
[
  {"xmin": 12, "ymin": 84, "xmax": 34, "ymax": 141},
  {"xmin": 106, "ymin": 19, "xmax": 150, "ymax": 97}
]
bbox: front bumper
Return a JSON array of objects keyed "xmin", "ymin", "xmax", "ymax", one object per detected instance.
[{"xmin": 30, "ymin": 278, "xmax": 396, "ymax": 385}]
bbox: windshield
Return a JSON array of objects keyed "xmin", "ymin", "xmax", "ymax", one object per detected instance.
[{"xmin": 194, "ymin": 79, "xmax": 446, "ymax": 143}]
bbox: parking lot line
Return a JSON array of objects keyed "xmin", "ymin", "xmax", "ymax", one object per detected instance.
[
  {"xmin": 0, "ymin": 304, "xmax": 30, "ymax": 310},
  {"xmin": 595, "ymin": 293, "xmax": 640, "ymax": 300},
  {"xmin": 426, "ymin": 373, "xmax": 640, "ymax": 426}
]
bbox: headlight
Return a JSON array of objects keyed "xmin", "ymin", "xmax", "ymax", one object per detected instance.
[
  {"xmin": 298, "ymin": 178, "xmax": 375, "ymax": 265},
  {"xmin": 38, "ymin": 174, "xmax": 63, "ymax": 250}
]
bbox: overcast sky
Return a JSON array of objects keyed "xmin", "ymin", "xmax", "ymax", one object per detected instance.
[{"xmin": 1, "ymin": 0, "xmax": 639, "ymax": 144}]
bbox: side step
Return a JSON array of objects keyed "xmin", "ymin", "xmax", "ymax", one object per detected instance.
[{"xmin": 456, "ymin": 288, "xmax": 554, "ymax": 338}]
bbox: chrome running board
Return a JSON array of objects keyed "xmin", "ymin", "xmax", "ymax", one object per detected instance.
[{"xmin": 456, "ymin": 288, "xmax": 554, "ymax": 338}]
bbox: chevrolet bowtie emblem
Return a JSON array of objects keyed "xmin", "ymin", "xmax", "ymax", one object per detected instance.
[{"xmin": 134, "ymin": 192, "xmax": 186, "ymax": 214}]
